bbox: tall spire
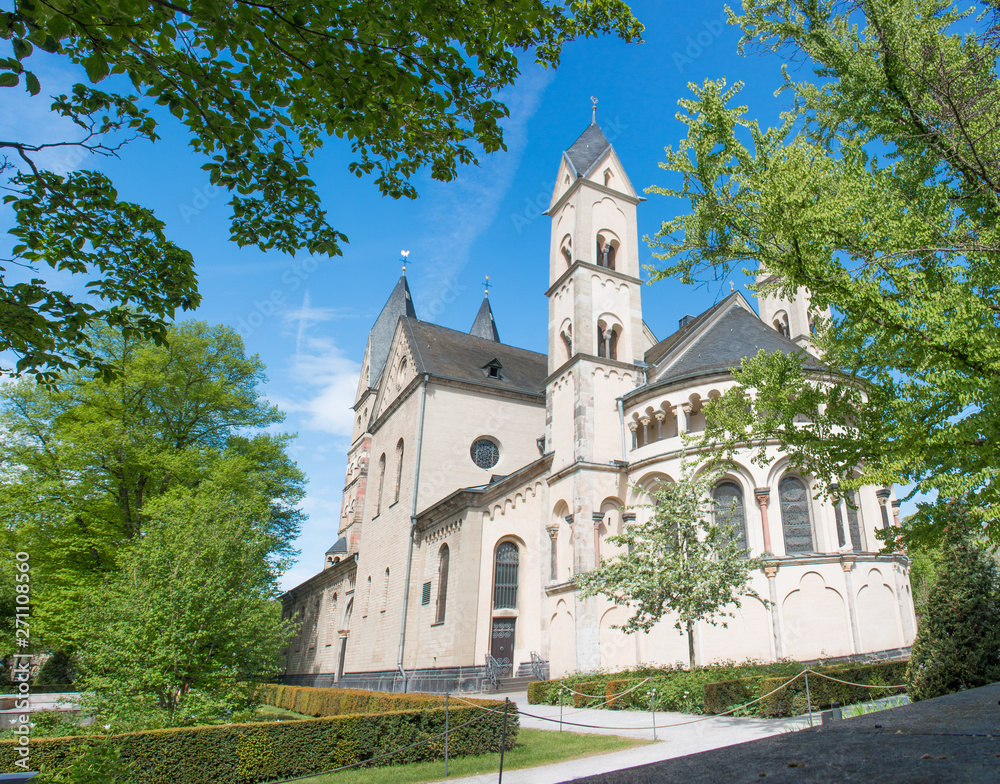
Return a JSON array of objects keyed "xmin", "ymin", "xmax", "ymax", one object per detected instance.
[
  {"xmin": 366, "ymin": 271, "xmax": 417, "ymax": 385},
  {"xmin": 470, "ymin": 290, "xmax": 501, "ymax": 343}
]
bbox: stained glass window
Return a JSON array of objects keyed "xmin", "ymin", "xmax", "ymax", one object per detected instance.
[
  {"xmin": 471, "ymin": 438, "xmax": 500, "ymax": 469},
  {"xmin": 779, "ymin": 475, "xmax": 813, "ymax": 553},
  {"xmin": 493, "ymin": 542, "xmax": 519, "ymax": 609}
]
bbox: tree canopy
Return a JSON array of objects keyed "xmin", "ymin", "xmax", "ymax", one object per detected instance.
[
  {"xmin": 646, "ymin": 0, "xmax": 1000, "ymax": 547},
  {"xmin": 0, "ymin": 0, "xmax": 642, "ymax": 382},
  {"xmin": 0, "ymin": 320, "xmax": 304, "ymax": 649},
  {"xmin": 576, "ymin": 469, "xmax": 766, "ymax": 669},
  {"xmin": 78, "ymin": 472, "xmax": 292, "ymax": 729}
]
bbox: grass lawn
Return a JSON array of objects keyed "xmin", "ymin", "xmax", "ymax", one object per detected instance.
[
  {"xmin": 290, "ymin": 728, "xmax": 652, "ymax": 784},
  {"xmin": 256, "ymin": 704, "xmax": 314, "ymax": 721}
]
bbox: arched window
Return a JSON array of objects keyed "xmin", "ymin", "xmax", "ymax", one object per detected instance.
[
  {"xmin": 713, "ymin": 482, "xmax": 748, "ymax": 552},
  {"xmin": 375, "ymin": 453, "xmax": 386, "ymax": 516},
  {"xmin": 597, "ymin": 325, "xmax": 619, "ymax": 360},
  {"xmin": 394, "ymin": 439, "xmax": 404, "ymax": 504},
  {"xmin": 773, "ymin": 312, "xmax": 790, "ymax": 338},
  {"xmin": 382, "ymin": 568, "xmax": 390, "ymax": 612},
  {"xmin": 779, "ymin": 475, "xmax": 813, "ymax": 553},
  {"xmin": 363, "ymin": 576, "xmax": 372, "ymax": 616},
  {"xmin": 435, "ymin": 544, "xmax": 450, "ymax": 624},
  {"xmin": 560, "ymin": 235, "xmax": 573, "ymax": 266},
  {"xmin": 493, "ymin": 542, "xmax": 519, "ymax": 610}
]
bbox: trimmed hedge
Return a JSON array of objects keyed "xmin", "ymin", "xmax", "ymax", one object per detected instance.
[
  {"xmin": 256, "ymin": 684, "xmax": 485, "ymax": 717},
  {"xmin": 1, "ymin": 690, "xmax": 517, "ymax": 783},
  {"xmin": 703, "ymin": 661, "xmax": 908, "ymax": 717},
  {"xmin": 569, "ymin": 682, "xmax": 604, "ymax": 709}
]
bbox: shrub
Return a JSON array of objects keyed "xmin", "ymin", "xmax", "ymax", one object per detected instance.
[
  {"xmin": 569, "ymin": 682, "xmax": 604, "ymax": 709},
  {"xmin": 2, "ymin": 691, "xmax": 517, "ymax": 783},
  {"xmin": 753, "ymin": 662, "xmax": 907, "ymax": 717},
  {"xmin": 906, "ymin": 525, "xmax": 1000, "ymax": 702},
  {"xmin": 702, "ymin": 678, "xmax": 757, "ymax": 715}
]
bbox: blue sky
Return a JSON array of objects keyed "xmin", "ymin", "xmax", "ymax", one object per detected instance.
[{"xmin": 2, "ymin": 1, "xmax": 918, "ymax": 589}]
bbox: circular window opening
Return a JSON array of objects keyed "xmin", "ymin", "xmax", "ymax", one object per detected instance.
[{"xmin": 471, "ymin": 438, "xmax": 500, "ymax": 470}]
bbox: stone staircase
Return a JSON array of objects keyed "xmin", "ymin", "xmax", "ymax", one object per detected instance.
[{"xmin": 483, "ymin": 657, "xmax": 549, "ymax": 694}]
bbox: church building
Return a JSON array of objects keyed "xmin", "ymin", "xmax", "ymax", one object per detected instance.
[{"xmin": 280, "ymin": 122, "xmax": 916, "ymax": 692}]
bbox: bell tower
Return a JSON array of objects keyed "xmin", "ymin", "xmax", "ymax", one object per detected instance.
[
  {"xmin": 543, "ymin": 119, "xmax": 645, "ymax": 466},
  {"xmin": 755, "ymin": 270, "xmax": 830, "ymax": 356}
]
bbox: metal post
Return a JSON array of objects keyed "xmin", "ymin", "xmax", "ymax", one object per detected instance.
[
  {"xmin": 804, "ymin": 668, "xmax": 813, "ymax": 727},
  {"xmin": 498, "ymin": 697, "xmax": 509, "ymax": 784},
  {"xmin": 559, "ymin": 685, "xmax": 564, "ymax": 732},
  {"xmin": 445, "ymin": 693, "xmax": 449, "ymax": 778},
  {"xmin": 650, "ymin": 687, "xmax": 657, "ymax": 741}
]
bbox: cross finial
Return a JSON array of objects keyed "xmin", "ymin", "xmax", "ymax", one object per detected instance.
[
  {"xmin": 730, "ymin": 281, "xmax": 735, "ymax": 292},
  {"xmin": 590, "ymin": 96, "xmax": 598, "ymax": 124},
  {"xmin": 483, "ymin": 274, "xmax": 492, "ymax": 297},
  {"xmin": 400, "ymin": 249, "xmax": 410, "ymax": 273}
]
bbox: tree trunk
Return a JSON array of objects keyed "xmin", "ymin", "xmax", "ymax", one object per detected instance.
[{"xmin": 686, "ymin": 620, "xmax": 695, "ymax": 670}]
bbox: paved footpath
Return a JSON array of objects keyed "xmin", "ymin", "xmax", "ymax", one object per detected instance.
[{"xmin": 443, "ymin": 690, "xmax": 804, "ymax": 784}]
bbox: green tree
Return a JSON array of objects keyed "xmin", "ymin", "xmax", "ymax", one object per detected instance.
[
  {"xmin": 76, "ymin": 466, "xmax": 292, "ymax": 729},
  {"xmin": 0, "ymin": 320, "xmax": 304, "ymax": 649},
  {"xmin": 645, "ymin": 0, "xmax": 1000, "ymax": 548},
  {"xmin": 0, "ymin": 0, "xmax": 642, "ymax": 383},
  {"xmin": 576, "ymin": 468, "xmax": 767, "ymax": 669},
  {"xmin": 906, "ymin": 516, "xmax": 1000, "ymax": 701}
]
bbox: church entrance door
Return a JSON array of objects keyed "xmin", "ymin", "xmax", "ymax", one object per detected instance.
[{"xmin": 490, "ymin": 618, "xmax": 516, "ymax": 675}]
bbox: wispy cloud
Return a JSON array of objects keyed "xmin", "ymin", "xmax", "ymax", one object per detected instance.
[{"xmin": 409, "ymin": 64, "xmax": 555, "ymax": 313}]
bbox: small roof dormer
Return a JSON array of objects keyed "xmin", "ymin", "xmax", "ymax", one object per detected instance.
[{"xmin": 482, "ymin": 358, "xmax": 503, "ymax": 380}]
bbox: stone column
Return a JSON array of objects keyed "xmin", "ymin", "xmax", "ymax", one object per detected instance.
[
  {"xmin": 592, "ymin": 512, "xmax": 604, "ymax": 566},
  {"xmin": 622, "ymin": 512, "xmax": 636, "ymax": 554},
  {"xmin": 754, "ymin": 488, "xmax": 774, "ymax": 554},
  {"xmin": 628, "ymin": 421, "xmax": 638, "ymax": 450},
  {"xmin": 875, "ymin": 488, "xmax": 892, "ymax": 530},
  {"xmin": 764, "ymin": 564, "xmax": 782, "ymax": 659},
  {"xmin": 638, "ymin": 415, "xmax": 651, "ymax": 447},
  {"xmin": 840, "ymin": 557, "xmax": 862, "ymax": 654},
  {"xmin": 830, "ymin": 482, "xmax": 847, "ymax": 549},
  {"xmin": 654, "ymin": 410, "xmax": 666, "ymax": 441},
  {"xmin": 680, "ymin": 403, "xmax": 692, "ymax": 434},
  {"xmin": 565, "ymin": 514, "xmax": 576, "ymax": 577},
  {"xmin": 546, "ymin": 524, "xmax": 560, "ymax": 583}
]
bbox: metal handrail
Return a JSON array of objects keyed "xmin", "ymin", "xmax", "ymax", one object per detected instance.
[
  {"xmin": 530, "ymin": 651, "xmax": 546, "ymax": 681},
  {"xmin": 485, "ymin": 654, "xmax": 500, "ymax": 691}
]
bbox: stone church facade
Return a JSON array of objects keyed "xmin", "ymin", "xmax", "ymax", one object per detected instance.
[{"xmin": 280, "ymin": 123, "xmax": 916, "ymax": 692}]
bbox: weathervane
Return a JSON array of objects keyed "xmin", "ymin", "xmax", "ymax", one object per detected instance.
[
  {"xmin": 400, "ymin": 249, "xmax": 410, "ymax": 273},
  {"xmin": 590, "ymin": 96, "xmax": 598, "ymax": 124},
  {"xmin": 483, "ymin": 275, "xmax": 492, "ymax": 297}
]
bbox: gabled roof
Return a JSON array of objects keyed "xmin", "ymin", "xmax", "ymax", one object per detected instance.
[
  {"xmin": 647, "ymin": 293, "xmax": 823, "ymax": 385},
  {"xmin": 564, "ymin": 123, "xmax": 612, "ymax": 176},
  {"xmin": 469, "ymin": 296, "xmax": 501, "ymax": 342},
  {"xmin": 401, "ymin": 318, "xmax": 546, "ymax": 397},
  {"xmin": 367, "ymin": 274, "xmax": 417, "ymax": 386}
]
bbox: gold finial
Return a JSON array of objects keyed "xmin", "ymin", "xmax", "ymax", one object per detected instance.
[
  {"xmin": 484, "ymin": 275, "xmax": 492, "ymax": 297},
  {"xmin": 730, "ymin": 281, "xmax": 735, "ymax": 292},
  {"xmin": 400, "ymin": 249, "xmax": 410, "ymax": 273},
  {"xmin": 590, "ymin": 96, "xmax": 598, "ymax": 124}
]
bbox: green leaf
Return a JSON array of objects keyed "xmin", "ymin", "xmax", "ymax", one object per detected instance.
[
  {"xmin": 0, "ymin": 72, "xmax": 18, "ymax": 87},
  {"xmin": 24, "ymin": 71, "xmax": 39, "ymax": 95}
]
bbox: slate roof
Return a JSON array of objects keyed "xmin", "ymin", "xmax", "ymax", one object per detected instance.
[
  {"xmin": 367, "ymin": 274, "xmax": 417, "ymax": 386},
  {"xmin": 565, "ymin": 123, "xmax": 612, "ymax": 176},
  {"xmin": 469, "ymin": 296, "xmax": 501, "ymax": 342},
  {"xmin": 326, "ymin": 536, "xmax": 348, "ymax": 555},
  {"xmin": 401, "ymin": 318, "xmax": 547, "ymax": 397},
  {"xmin": 647, "ymin": 293, "xmax": 824, "ymax": 385}
]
